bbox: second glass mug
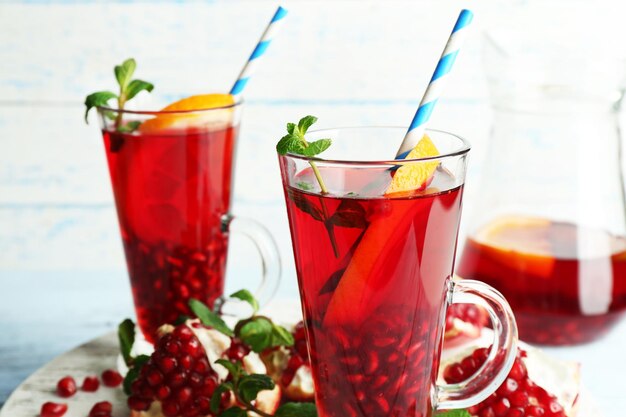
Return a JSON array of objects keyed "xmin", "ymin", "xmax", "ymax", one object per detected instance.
[
  {"xmin": 279, "ymin": 127, "xmax": 518, "ymax": 417},
  {"xmin": 98, "ymin": 101, "xmax": 281, "ymax": 342}
]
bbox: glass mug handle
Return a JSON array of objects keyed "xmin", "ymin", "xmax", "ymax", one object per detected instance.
[
  {"xmin": 436, "ymin": 279, "xmax": 518, "ymax": 411},
  {"xmin": 222, "ymin": 215, "xmax": 282, "ymax": 308}
]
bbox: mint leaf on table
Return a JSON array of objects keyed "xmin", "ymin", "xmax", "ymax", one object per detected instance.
[
  {"xmin": 188, "ymin": 298, "xmax": 234, "ymax": 337},
  {"xmin": 275, "ymin": 403, "xmax": 318, "ymax": 417},
  {"xmin": 117, "ymin": 318, "xmax": 135, "ymax": 366},
  {"xmin": 237, "ymin": 374, "xmax": 275, "ymax": 403},
  {"xmin": 237, "ymin": 316, "xmax": 294, "ymax": 353},
  {"xmin": 436, "ymin": 410, "xmax": 471, "ymax": 417},
  {"xmin": 84, "ymin": 57, "xmax": 154, "ymax": 126},
  {"xmin": 230, "ymin": 289, "xmax": 259, "ymax": 314}
]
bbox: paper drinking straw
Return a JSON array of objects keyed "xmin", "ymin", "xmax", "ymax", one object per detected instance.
[
  {"xmin": 230, "ymin": 6, "xmax": 288, "ymax": 98},
  {"xmin": 395, "ymin": 9, "xmax": 473, "ymax": 159}
]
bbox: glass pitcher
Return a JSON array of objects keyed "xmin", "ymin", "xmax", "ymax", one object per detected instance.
[{"xmin": 457, "ymin": 25, "xmax": 626, "ymax": 345}]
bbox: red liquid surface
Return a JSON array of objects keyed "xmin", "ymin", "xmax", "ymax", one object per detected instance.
[
  {"xmin": 103, "ymin": 125, "xmax": 237, "ymax": 342},
  {"xmin": 284, "ymin": 174, "xmax": 463, "ymax": 417},
  {"xmin": 457, "ymin": 216, "xmax": 626, "ymax": 345}
]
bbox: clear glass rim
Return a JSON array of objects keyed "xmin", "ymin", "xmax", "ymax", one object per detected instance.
[
  {"xmin": 96, "ymin": 98, "xmax": 243, "ymax": 116},
  {"xmin": 283, "ymin": 126, "xmax": 471, "ymax": 165}
]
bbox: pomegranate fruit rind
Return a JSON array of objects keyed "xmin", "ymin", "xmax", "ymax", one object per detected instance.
[
  {"xmin": 120, "ymin": 292, "xmax": 316, "ymax": 417},
  {"xmin": 385, "ymin": 134, "xmax": 440, "ymax": 195},
  {"xmin": 139, "ymin": 94, "xmax": 236, "ymax": 134}
]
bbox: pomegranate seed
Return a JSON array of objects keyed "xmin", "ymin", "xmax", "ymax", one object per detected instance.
[
  {"xmin": 146, "ymin": 369, "xmax": 164, "ymax": 387},
  {"xmin": 81, "ymin": 375, "xmax": 100, "ymax": 392},
  {"xmin": 101, "ymin": 369, "xmax": 123, "ymax": 387},
  {"xmin": 181, "ymin": 338, "xmax": 200, "ymax": 357},
  {"xmin": 196, "ymin": 396, "xmax": 212, "ymax": 414},
  {"xmin": 492, "ymin": 398, "xmax": 510, "ymax": 416},
  {"xmin": 527, "ymin": 405, "xmax": 546, "ymax": 416},
  {"xmin": 156, "ymin": 385, "xmax": 171, "ymax": 400},
  {"xmin": 89, "ymin": 401, "xmax": 112, "ymax": 417},
  {"xmin": 156, "ymin": 356, "xmax": 178, "ymax": 374},
  {"xmin": 173, "ymin": 325, "xmax": 193, "ymax": 341},
  {"xmin": 127, "ymin": 395, "xmax": 151, "ymax": 411},
  {"xmin": 179, "ymin": 354, "xmax": 193, "ymax": 370},
  {"xmin": 176, "ymin": 387, "xmax": 193, "ymax": 404},
  {"xmin": 480, "ymin": 407, "xmax": 495, "ymax": 417},
  {"xmin": 56, "ymin": 376, "xmax": 77, "ymax": 398},
  {"xmin": 510, "ymin": 390, "xmax": 529, "ymax": 407},
  {"xmin": 165, "ymin": 340, "xmax": 181, "ymax": 355},
  {"xmin": 162, "ymin": 400, "xmax": 180, "ymax": 417},
  {"xmin": 40, "ymin": 402, "xmax": 68, "ymax": 417},
  {"xmin": 193, "ymin": 358, "xmax": 210, "ymax": 373}
]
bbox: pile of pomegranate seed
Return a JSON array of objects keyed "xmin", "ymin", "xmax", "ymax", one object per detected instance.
[
  {"xmin": 40, "ymin": 402, "xmax": 68, "ymax": 417},
  {"xmin": 224, "ymin": 338, "xmax": 251, "ymax": 362},
  {"xmin": 445, "ymin": 303, "xmax": 489, "ymax": 333},
  {"xmin": 127, "ymin": 324, "xmax": 220, "ymax": 417},
  {"xmin": 443, "ymin": 347, "xmax": 566, "ymax": 417},
  {"xmin": 56, "ymin": 376, "xmax": 77, "ymax": 398}
]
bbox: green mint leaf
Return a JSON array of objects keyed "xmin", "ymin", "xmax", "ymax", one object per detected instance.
[
  {"xmin": 211, "ymin": 382, "xmax": 234, "ymax": 413},
  {"xmin": 117, "ymin": 120, "xmax": 142, "ymax": 133},
  {"xmin": 271, "ymin": 323, "xmax": 295, "ymax": 347},
  {"xmin": 124, "ymin": 79, "xmax": 154, "ymax": 101},
  {"xmin": 287, "ymin": 188, "xmax": 324, "ymax": 221},
  {"xmin": 275, "ymin": 402, "xmax": 318, "ymax": 417},
  {"xmin": 286, "ymin": 122, "xmax": 296, "ymax": 135},
  {"xmin": 115, "ymin": 58, "xmax": 136, "ymax": 91},
  {"xmin": 84, "ymin": 91, "xmax": 117, "ymax": 123},
  {"xmin": 329, "ymin": 200, "xmax": 368, "ymax": 229},
  {"xmin": 238, "ymin": 317, "xmax": 273, "ymax": 353},
  {"xmin": 301, "ymin": 138, "xmax": 331, "ymax": 157},
  {"xmin": 117, "ymin": 318, "xmax": 135, "ymax": 366},
  {"xmin": 435, "ymin": 411, "xmax": 471, "ymax": 417},
  {"xmin": 230, "ymin": 289, "xmax": 259, "ymax": 314},
  {"xmin": 296, "ymin": 182, "xmax": 313, "ymax": 191},
  {"xmin": 220, "ymin": 407, "xmax": 248, "ymax": 417},
  {"xmin": 276, "ymin": 134, "xmax": 305, "ymax": 156},
  {"xmin": 188, "ymin": 299, "xmax": 234, "ymax": 337},
  {"xmin": 122, "ymin": 354, "xmax": 150, "ymax": 395},
  {"xmin": 237, "ymin": 374, "xmax": 275, "ymax": 403},
  {"xmin": 214, "ymin": 359, "xmax": 244, "ymax": 382},
  {"xmin": 297, "ymin": 115, "xmax": 318, "ymax": 135}
]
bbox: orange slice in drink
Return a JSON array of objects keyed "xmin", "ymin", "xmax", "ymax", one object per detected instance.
[
  {"xmin": 471, "ymin": 215, "xmax": 556, "ymax": 279},
  {"xmin": 324, "ymin": 135, "xmax": 441, "ymax": 326},
  {"xmin": 139, "ymin": 94, "xmax": 235, "ymax": 133},
  {"xmin": 385, "ymin": 134, "xmax": 440, "ymax": 195}
]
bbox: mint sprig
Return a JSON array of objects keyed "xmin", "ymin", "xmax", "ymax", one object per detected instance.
[
  {"xmin": 276, "ymin": 115, "xmax": 331, "ymax": 194},
  {"xmin": 84, "ymin": 58, "xmax": 154, "ymax": 125}
]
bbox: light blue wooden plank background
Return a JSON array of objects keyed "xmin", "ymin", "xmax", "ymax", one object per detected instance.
[{"xmin": 2, "ymin": 0, "xmax": 626, "ymax": 413}]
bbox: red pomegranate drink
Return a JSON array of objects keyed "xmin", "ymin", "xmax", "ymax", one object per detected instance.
[
  {"xmin": 458, "ymin": 216, "xmax": 626, "ymax": 344},
  {"xmin": 102, "ymin": 120, "xmax": 236, "ymax": 341},
  {"xmin": 279, "ymin": 123, "xmax": 518, "ymax": 417}
]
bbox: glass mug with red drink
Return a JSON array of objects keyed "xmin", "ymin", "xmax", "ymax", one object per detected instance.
[
  {"xmin": 98, "ymin": 98, "xmax": 280, "ymax": 342},
  {"xmin": 279, "ymin": 125, "xmax": 518, "ymax": 417}
]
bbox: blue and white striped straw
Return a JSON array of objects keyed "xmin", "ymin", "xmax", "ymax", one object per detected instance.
[
  {"xmin": 230, "ymin": 6, "xmax": 288, "ymax": 98},
  {"xmin": 395, "ymin": 9, "xmax": 473, "ymax": 159}
]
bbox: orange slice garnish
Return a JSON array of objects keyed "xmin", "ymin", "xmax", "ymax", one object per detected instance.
[
  {"xmin": 139, "ymin": 94, "xmax": 235, "ymax": 133},
  {"xmin": 385, "ymin": 134, "xmax": 440, "ymax": 195}
]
